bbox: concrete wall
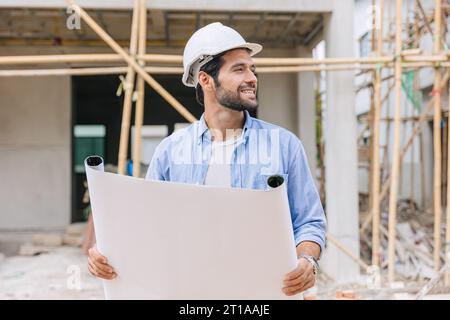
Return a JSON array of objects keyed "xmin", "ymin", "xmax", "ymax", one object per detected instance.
[
  {"xmin": 297, "ymin": 46, "xmax": 318, "ymax": 184},
  {"xmin": 0, "ymin": 76, "xmax": 71, "ymax": 230},
  {"xmin": 321, "ymin": 0, "xmax": 360, "ymax": 282},
  {"xmin": 258, "ymin": 73, "xmax": 298, "ymax": 135},
  {"xmin": 257, "ymin": 48, "xmax": 299, "ymax": 136}
]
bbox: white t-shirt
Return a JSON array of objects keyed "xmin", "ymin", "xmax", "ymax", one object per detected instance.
[{"xmin": 204, "ymin": 133, "xmax": 243, "ymax": 187}]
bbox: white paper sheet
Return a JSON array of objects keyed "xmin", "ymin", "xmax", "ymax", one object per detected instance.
[{"xmin": 85, "ymin": 156, "xmax": 298, "ymax": 300}]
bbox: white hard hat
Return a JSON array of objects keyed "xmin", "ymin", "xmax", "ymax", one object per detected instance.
[{"xmin": 182, "ymin": 22, "xmax": 262, "ymax": 87}]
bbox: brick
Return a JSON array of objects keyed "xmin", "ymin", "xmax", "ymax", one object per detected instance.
[
  {"xmin": 62, "ymin": 234, "xmax": 84, "ymax": 247},
  {"xmin": 65, "ymin": 222, "xmax": 87, "ymax": 236},
  {"xmin": 335, "ymin": 290, "xmax": 359, "ymax": 300},
  {"xmin": 19, "ymin": 244, "xmax": 50, "ymax": 256},
  {"xmin": 32, "ymin": 234, "xmax": 63, "ymax": 247},
  {"xmin": 342, "ymin": 290, "xmax": 356, "ymax": 299}
]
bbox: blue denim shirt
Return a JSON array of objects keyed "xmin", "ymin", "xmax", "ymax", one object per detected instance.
[{"xmin": 145, "ymin": 111, "xmax": 327, "ymax": 251}]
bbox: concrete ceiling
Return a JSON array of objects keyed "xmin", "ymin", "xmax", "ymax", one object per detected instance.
[{"xmin": 0, "ymin": 8, "xmax": 323, "ymax": 49}]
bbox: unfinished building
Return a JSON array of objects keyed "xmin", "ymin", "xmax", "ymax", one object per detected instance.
[{"xmin": 0, "ymin": 0, "xmax": 449, "ymax": 296}]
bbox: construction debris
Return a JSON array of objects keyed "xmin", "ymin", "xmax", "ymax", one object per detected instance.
[
  {"xmin": 358, "ymin": 199, "xmax": 446, "ymax": 282},
  {"xmin": 335, "ymin": 290, "xmax": 360, "ymax": 300},
  {"xmin": 415, "ymin": 260, "xmax": 450, "ymax": 300},
  {"xmin": 62, "ymin": 235, "xmax": 84, "ymax": 247},
  {"xmin": 63, "ymin": 222, "xmax": 87, "ymax": 247},
  {"xmin": 32, "ymin": 234, "xmax": 63, "ymax": 247},
  {"xmin": 0, "ymin": 247, "xmax": 103, "ymax": 299},
  {"xmin": 19, "ymin": 244, "xmax": 51, "ymax": 256},
  {"xmin": 65, "ymin": 222, "xmax": 87, "ymax": 237},
  {"xmin": 18, "ymin": 223, "xmax": 88, "ymax": 257}
]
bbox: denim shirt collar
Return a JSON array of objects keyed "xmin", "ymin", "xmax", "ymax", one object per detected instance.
[{"xmin": 196, "ymin": 110, "xmax": 253, "ymax": 145}]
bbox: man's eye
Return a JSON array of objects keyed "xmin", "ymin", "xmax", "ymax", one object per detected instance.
[{"xmin": 235, "ymin": 68, "xmax": 243, "ymax": 72}]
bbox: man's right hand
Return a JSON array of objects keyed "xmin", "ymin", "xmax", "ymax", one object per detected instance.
[{"xmin": 88, "ymin": 245, "xmax": 117, "ymax": 280}]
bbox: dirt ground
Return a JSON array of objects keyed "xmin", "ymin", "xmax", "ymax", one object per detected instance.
[
  {"xmin": 0, "ymin": 247, "xmax": 103, "ymax": 299},
  {"xmin": 1, "ymin": 246, "xmax": 448, "ymax": 300},
  {"xmin": 0, "ymin": 246, "xmax": 332, "ymax": 300}
]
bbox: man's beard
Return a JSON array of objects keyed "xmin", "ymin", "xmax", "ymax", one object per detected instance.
[{"xmin": 214, "ymin": 82, "xmax": 258, "ymax": 112}]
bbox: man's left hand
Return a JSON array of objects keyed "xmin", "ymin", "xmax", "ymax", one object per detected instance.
[{"xmin": 282, "ymin": 257, "xmax": 315, "ymax": 296}]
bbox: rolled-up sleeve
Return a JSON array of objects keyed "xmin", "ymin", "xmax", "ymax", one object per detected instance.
[{"xmin": 287, "ymin": 140, "xmax": 327, "ymax": 253}]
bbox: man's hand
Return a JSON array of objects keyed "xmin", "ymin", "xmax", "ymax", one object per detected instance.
[
  {"xmin": 282, "ymin": 257, "xmax": 315, "ymax": 296},
  {"xmin": 87, "ymin": 245, "xmax": 117, "ymax": 280}
]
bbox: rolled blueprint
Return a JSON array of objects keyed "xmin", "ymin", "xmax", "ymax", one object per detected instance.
[
  {"xmin": 267, "ymin": 175, "xmax": 285, "ymax": 189},
  {"xmin": 85, "ymin": 156, "xmax": 298, "ymax": 300}
]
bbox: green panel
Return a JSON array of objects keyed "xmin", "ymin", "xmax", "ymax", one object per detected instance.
[{"xmin": 74, "ymin": 137, "xmax": 105, "ymax": 173}]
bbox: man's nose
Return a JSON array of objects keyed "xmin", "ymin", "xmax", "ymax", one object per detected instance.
[{"xmin": 245, "ymin": 69, "xmax": 257, "ymax": 84}]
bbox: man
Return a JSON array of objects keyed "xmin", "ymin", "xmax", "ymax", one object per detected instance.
[{"xmin": 88, "ymin": 22, "xmax": 327, "ymax": 297}]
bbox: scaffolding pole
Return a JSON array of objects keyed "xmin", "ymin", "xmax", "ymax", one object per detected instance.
[
  {"xmin": 371, "ymin": 0, "xmax": 384, "ymax": 268},
  {"xmin": 387, "ymin": 0, "xmax": 403, "ymax": 283},
  {"xmin": 132, "ymin": 0, "xmax": 147, "ymax": 178},
  {"xmin": 432, "ymin": 0, "xmax": 443, "ymax": 272}
]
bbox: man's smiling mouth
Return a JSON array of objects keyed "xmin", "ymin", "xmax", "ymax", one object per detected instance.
[{"xmin": 240, "ymin": 88, "xmax": 256, "ymax": 97}]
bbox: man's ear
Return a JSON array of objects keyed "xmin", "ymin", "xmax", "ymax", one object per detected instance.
[{"xmin": 198, "ymin": 71, "xmax": 212, "ymax": 91}]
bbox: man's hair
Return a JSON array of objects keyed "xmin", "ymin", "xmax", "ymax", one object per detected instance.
[
  {"xmin": 194, "ymin": 48, "xmax": 251, "ymax": 106},
  {"xmin": 195, "ymin": 52, "xmax": 225, "ymax": 106}
]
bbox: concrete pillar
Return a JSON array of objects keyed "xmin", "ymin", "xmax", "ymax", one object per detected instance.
[
  {"xmin": 321, "ymin": 1, "xmax": 360, "ymax": 282},
  {"xmin": 258, "ymin": 73, "xmax": 298, "ymax": 135},
  {"xmin": 0, "ymin": 76, "xmax": 71, "ymax": 231},
  {"xmin": 297, "ymin": 47, "xmax": 317, "ymax": 185}
]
